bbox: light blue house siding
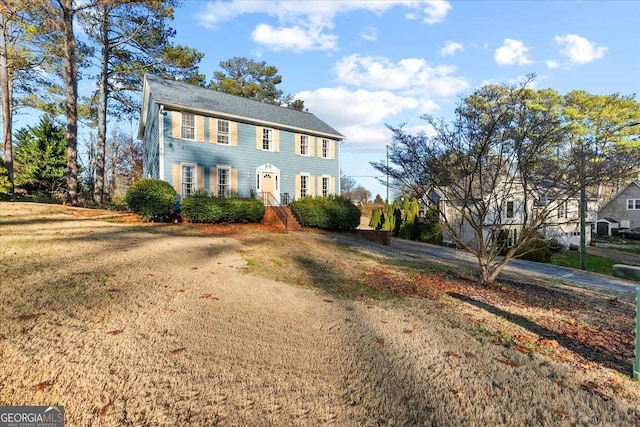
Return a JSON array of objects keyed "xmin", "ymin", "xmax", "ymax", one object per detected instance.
[
  {"xmin": 141, "ymin": 94, "xmax": 160, "ymax": 179},
  {"xmin": 161, "ymin": 111, "xmax": 340, "ymax": 201},
  {"xmin": 139, "ymin": 74, "xmax": 344, "ymax": 204}
]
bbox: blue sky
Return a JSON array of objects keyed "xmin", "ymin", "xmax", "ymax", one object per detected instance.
[
  {"xmin": 169, "ymin": 0, "xmax": 640, "ymax": 198},
  {"xmin": 11, "ymin": 1, "xmax": 637, "ymax": 199}
]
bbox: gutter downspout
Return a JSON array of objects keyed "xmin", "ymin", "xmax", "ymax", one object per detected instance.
[{"xmin": 338, "ymin": 138, "xmax": 346, "ymax": 196}]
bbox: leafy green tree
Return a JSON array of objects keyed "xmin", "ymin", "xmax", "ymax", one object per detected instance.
[
  {"xmin": 14, "ymin": 115, "xmax": 67, "ymax": 198},
  {"xmin": 209, "ymin": 57, "xmax": 304, "ymax": 108},
  {"xmin": 561, "ymin": 91, "xmax": 640, "ymax": 268},
  {"xmin": 1, "ymin": 0, "xmax": 63, "ymax": 197},
  {"xmin": 0, "ymin": 158, "xmax": 11, "ymax": 195},
  {"xmin": 79, "ymin": 0, "xmax": 204, "ymax": 204}
]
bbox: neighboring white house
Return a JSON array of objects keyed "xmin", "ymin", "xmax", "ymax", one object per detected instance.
[{"xmin": 427, "ymin": 177, "xmax": 598, "ymax": 250}]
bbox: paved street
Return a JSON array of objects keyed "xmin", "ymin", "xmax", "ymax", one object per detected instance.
[{"xmin": 387, "ymin": 238, "xmax": 639, "ymax": 295}]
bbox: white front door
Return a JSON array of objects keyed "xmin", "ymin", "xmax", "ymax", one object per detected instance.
[{"xmin": 257, "ymin": 163, "xmax": 280, "ymax": 205}]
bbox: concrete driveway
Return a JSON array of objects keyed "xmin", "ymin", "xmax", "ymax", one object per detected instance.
[{"xmin": 387, "ymin": 238, "xmax": 639, "ymax": 295}]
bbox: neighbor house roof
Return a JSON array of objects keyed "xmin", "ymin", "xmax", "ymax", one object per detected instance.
[
  {"xmin": 138, "ymin": 74, "xmax": 344, "ymax": 140},
  {"xmin": 598, "ymin": 180, "xmax": 640, "ymax": 212}
]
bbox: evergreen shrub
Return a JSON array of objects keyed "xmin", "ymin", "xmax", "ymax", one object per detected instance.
[
  {"xmin": 180, "ymin": 191, "xmax": 264, "ymax": 223},
  {"xmin": 291, "ymin": 196, "xmax": 360, "ymax": 230},
  {"xmin": 125, "ymin": 178, "xmax": 178, "ymax": 221}
]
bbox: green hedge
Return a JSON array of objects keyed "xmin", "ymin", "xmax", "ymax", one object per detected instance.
[
  {"xmin": 180, "ymin": 191, "xmax": 265, "ymax": 223},
  {"xmin": 125, "ymin": 179, "xmax": 178, "ymax": 221},
  {"xmin": 291, "ymin": 196, "xmax": 360, "ymax": 230},
  {"xmin": 515, "ymin": 238, "xmax": 553, "ymax": 263}
]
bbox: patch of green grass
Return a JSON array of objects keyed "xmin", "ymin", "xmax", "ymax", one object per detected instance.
[{"xmin": 550, "ymin": 252, "xmax": 618, "ymax": 276}]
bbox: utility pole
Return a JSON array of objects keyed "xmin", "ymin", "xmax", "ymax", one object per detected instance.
[{"xmin": 386, "ymin": 144, "xmax": 389, "ymax": 205}]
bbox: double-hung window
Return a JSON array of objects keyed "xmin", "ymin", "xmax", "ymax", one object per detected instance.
[
  {"xmin": 506, "ymin": 201, "xmax": 514, "ymax": 219},
  {"xmin": 181, "ymin": 163, "xmax": 196, "ymax": 197},
  {"xmin": 322, "ymin": 176, "xmax": 330, "ymax": 197},
  {"xmin": 300, "ymin": 175, "xmax": 308, "ymax": 198},
  {"xmin": 557, "ymin": 201, "xmax": 568, "ymax": 218},
  {"xmin": 321, "ymin": 139, "xmax": 330, "ymax": 158},
  {"xmin": 217, "ymin": 120, "xmax": 229, "ymax": 145},
  {"xmin": 181, "ymin": 113, "xmax": 195, "ymax": 140},
  {"xmin": 300, "ymin": 135, "xmax": 309, "ymax": 156},
  {"xmin": 218, "ymin": 167, "xmax": 231, "ymax": 197},
  {"xmin": 218, "ymin": 167, "xmax": 230, "ymax": 197},
  {"xmin": 262, "ymin": 128, "xmax": 273, "ymax": 151},
  {"xmin": 627, "ymin": 199, "xmax": 640, "ymax": 210}
]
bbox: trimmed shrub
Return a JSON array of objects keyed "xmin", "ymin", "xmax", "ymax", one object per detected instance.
[
  {"xmin": 125, "ymin": 178, "xmax": 177, "ymax": 221},
  {"xmin": 515, "ymin": 238, "xmax": 553, "ymax": 263},
  {"xmin": 291, "ymin": 195, "xmax": 360, "ymax": 230},
  {"xmin": 180, "ymin": 192, "xmax": 264, "ymax": 223}
]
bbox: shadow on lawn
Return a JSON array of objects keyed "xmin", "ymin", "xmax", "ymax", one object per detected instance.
[
  {"xmin": 290, "ymin": 254, "xmax": 437, "ymax": 425},
  {"xmin": 447, "ymin": 291, "xmax": 632, "ymax": 376}
]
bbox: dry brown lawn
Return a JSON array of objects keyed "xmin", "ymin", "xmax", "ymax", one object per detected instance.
[{"xmin": 1, "ymin": 202, "xmax": 639, "ymax": 426}]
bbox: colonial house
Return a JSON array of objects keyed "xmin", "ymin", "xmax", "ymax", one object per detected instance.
[
  {"xmin": 428, "ymin": 178, "xmax": 598, "ymax": 250},
  {"xmin": 137, "ymin": 75, "xmax": 344, "ymax": 209},
  {"xmin": 596, "ymin": 180, "xmax": 640, "ymax": 235}
]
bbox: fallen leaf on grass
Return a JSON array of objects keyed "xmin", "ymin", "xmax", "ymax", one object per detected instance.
[
  {"xmin": 176, "ymin": 289, "xmax": 185, "ymax": 293},
  {"xmin": 14, "ymin": 313, "xmax": 44, "ymax": 321},
  {"xmin": 191, "ymin": 267, "xmax": 198, "ymax": 270},
  {"xmin": 97, "ymin": 403, "xmax": 111, "ymax": 417},
  {"xmin": 444, "ymin": 351, "xmax": 462, "ymax": 359},
  {"xmin": 496, "ymin": 357, "xmax": 523, "ymax": 367},
  {"xmin": 555, "ymin": 411, "xmax": 570, "ymax": 419},
  {"xmin": 580, "ymin": 381, "xmax": 611, "ymax": 401},
  {"xmin": 199, "ymin": 293, "xmax": 219, "ymax": 300},
  {"xmin": 402, "ymin": 329, "xmax": 413, "ymax": 334},
  {"xmin": 107, "ymin": 288, "xmax": 120, "ymax": 292},
  {"xmin": 106, "ymin": 329, "xmax": 124, "ymax": 336},
  {"xmin": 33, "ymin": 381, "xmax": 54, "ymax": 391},
  {"xmin": 376, "ymin": 338, "xmax": 385, "ymax": 347},
  {"xmin": 170, "ymin": 347, "xmax": 185, "ymax": 355},
  {"xmin": 323, "ymin": 299, "xmax": 334, "ymax": 303}
]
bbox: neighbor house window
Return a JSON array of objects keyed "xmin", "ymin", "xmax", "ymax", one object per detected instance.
[
  {"xmin": 321, "ymin": 139, "xmax": 330, "ymax": 158},
  {"xmin": 181, "ymin": 113, "xmax": 195, "ymax": 140},
  {"xmin": 217, "ymin": 120, "xmax": 229, "ymax": 145},
  {"xmin": 300, "ymin": 175, "xmax": 308, "ymax": 198},
  {"xmin": 300, "ymin": 135, "xmax": 309, "ymax": 156},
  {"xmin": 181, "ymin": 163, "xmax": 196, "ymax": 197},
  {"xmin": 322, "ymin": 176, "xmax": 330, "ymax": 197},
  {"xmin": 506, "ymin": 201, "xmax": 514, "ymax": 218},
  {"xmin": 262, "ymin": 128, "xmax": 273, "ymax": 151},
  {"xmin": 557, "ymin": 201, "xmax": 568, "ymax": 218},
  {"xmin": 627, "ymin": 199, "xmax": 640, "ymax": 210},
  {"xmin": 507, "ymin": 229, "xmax": 517, "ymax": 248},
  {"xmin": 218, "ymin": 167, "xmax": 230, "ymax": 197}
]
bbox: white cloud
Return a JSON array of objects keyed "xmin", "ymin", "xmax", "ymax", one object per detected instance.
[
  {"xmin": 404, "ymin": 124, "xmax": 437, "ymax": 137},
  {"xmin": 334, "ymin": 54, "xmax": 469, "ymax": 98},
  {"xmin": 546, "ymin": 59, "xmax": 560, "ymax": 69},
  {"xmin": 441, "ymin": 41, "xmax": 463, "ymax": 57},
  {"xmin": 554, "ymin": 34, "xmax": 607, "ymax": 64},
  {"xmin": 251, "ymin": 24, "xmax": 338, "ymax": 52},
  {"xmin": 420, "ymin": 0, "xmax": 452, "ymax": 24},
  {"xmin": 340, "ymin": 125, "xmax": 394, "ymax": 152},
  {"xmin": 198, "ymin": 1, "xmax": 452, "ymax": 51},
  {"xmin": 494, "ymin": 39, "xmax": 533, "ymax": 66},
  {"xmin": 360, "ymin": 26, "xmax": 378, "ymax": 41},
  {"xmin": 296, "ymin": 87, "xmax": 419, "ymax": 128}
]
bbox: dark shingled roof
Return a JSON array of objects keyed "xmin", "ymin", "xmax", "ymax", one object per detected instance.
[{"xmin": 144, "ymin": 74, "xmax": 344, "ymax": 139}]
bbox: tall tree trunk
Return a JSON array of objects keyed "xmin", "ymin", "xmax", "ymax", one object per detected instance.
[
  {"xmin": 0, "ymin": 13, "xmax": 14, "ymax": 197},
  {"xmin": 94, "ymin": 8, "xmax": 108, "ymax": 205},
  {"xmin": 61, "ymin": 0, "xmax": 78, "ymax": 205}
]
